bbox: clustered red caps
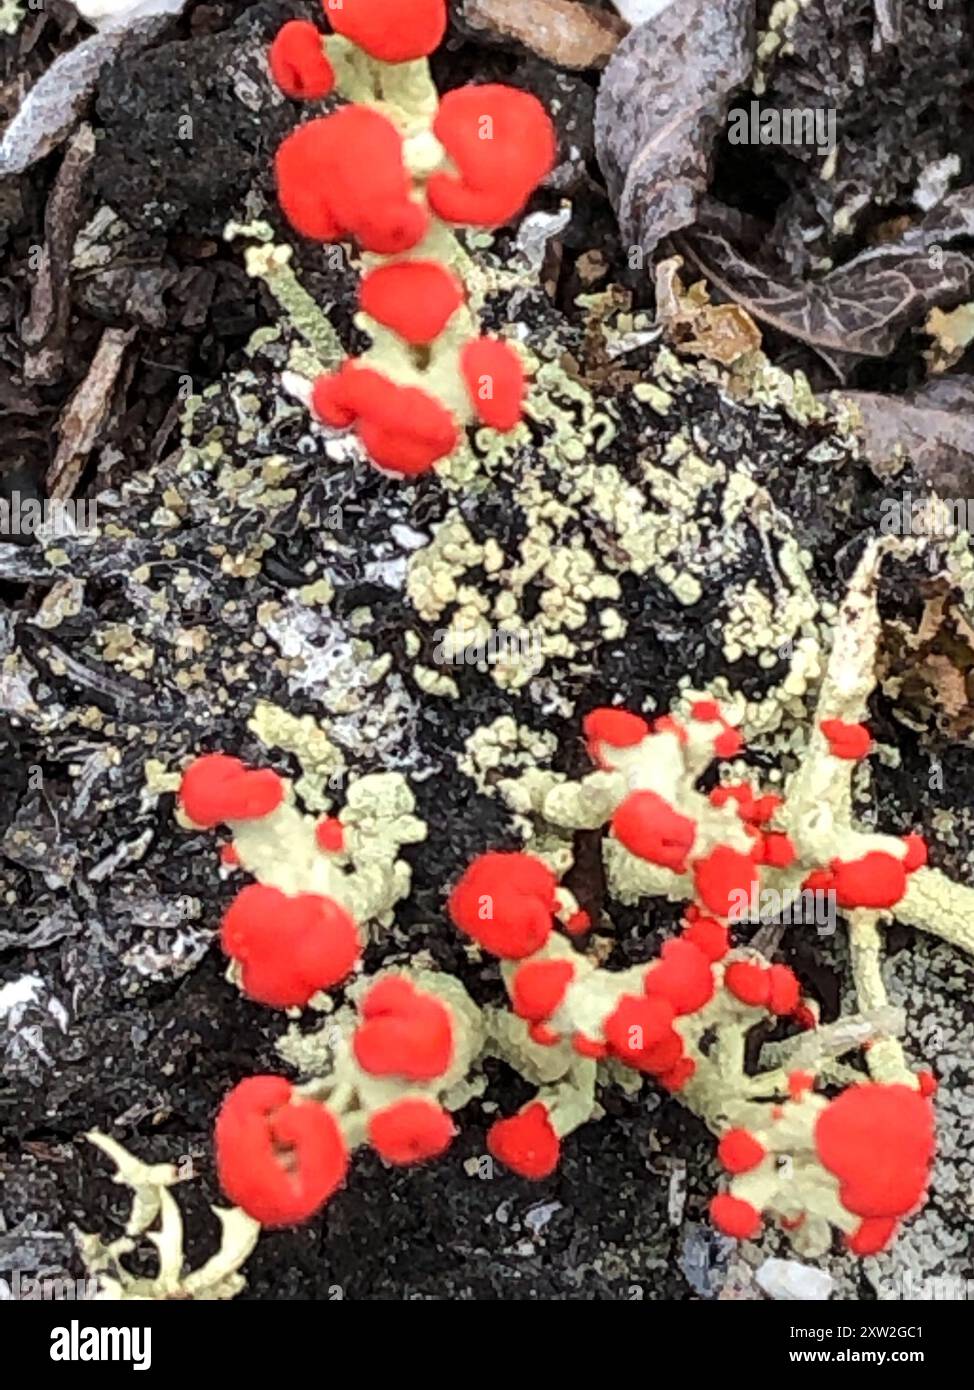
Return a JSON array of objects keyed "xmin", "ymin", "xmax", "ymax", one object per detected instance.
[
  {"xmin": 310, "ymin": 335, "xmax": 526, "ymax": 476},
  {"xmin": 215, "ymin": 1076, "xmax": 348, "ymax": 1226},
  {"xmin": 723, "ymin": 960, "xmax": 801, "ymax": 1016},
  {"xmin": 814, "ymin": 1083, "xmax": 935, "ymax": 1253},
  {"xmin": 268, "ymin": 10, "xmax": 557, "ymax": 477},
  {"xmin": 589, "ymin": 703, "xmax": 926, "ymax": 918},
  {"xmin": 427, "ymin": 85, "xmax": 558, "ymax": 226},
  {"xmin": 353, "ymin": 975, "xmax": 454, "ymax": 1082},
  {"xmin": 324, "ymin": 0, "xmax": 447, "ymax": 63},
  {"xmin": 180, "ymin": 752, "xmax": 284, "ymax": 828},
  {"xmin": 709, "ymin": 1082, "xmax": 936, "ymax": 1251},
  {"xmin": 221, "ymin": 883, "xmax": 361, "ymax": 1008},
  {"xmin": 275, "ymin": 107, "xmax": 428, "ymax": 253},
  {"xmin": 599, "ymin": 938, "xmax": 715, "ymax": 1092},
  {"xmin": 269, "ymin": 20, "xmax": 334, "ymax": 100},
  {"xmin": 312, "ymin": 360, "xmax": 459, "ymax": 476},
  {"xmin": 448, "ymin": 851, "xmax": 557, "ymax": 959},
  {"xmin": 804, "ymin": 837, "xmax": 927, "ymax": 911},
  {"xmin": 589, "ymin": 704, "xmax": 762, "ymax": 920},
  {"xmin": 487, "ymin": 1101, "xmax": 560, "ymax": 1179}
]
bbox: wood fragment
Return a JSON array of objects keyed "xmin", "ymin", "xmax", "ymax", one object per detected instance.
[
  {"xmin": 463, "ymin": 0, "xmax": 628, "ymax": 70},
  {"xmin": 47, "ymin": 326, "xmax": 136, "ymax": 501},
  {"xmin": 24, "ymin": 124, "xmax": 96, "ymax": 384}
]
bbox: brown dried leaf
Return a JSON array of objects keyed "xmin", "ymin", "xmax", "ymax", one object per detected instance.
[
  {"xmin": 654, "ymin": 254, "xmax": 761, "ymax": 364},
  {"xmin": 676, "ymin": 189, "xmax": 974, "ymax": 372},
  {"xmin": 594, "ymin": 0, "xmax": 753, "ymax": 256},
  {"xmin": 461, "ymin": 0, "xmax": 628, "ymax": 69},
  {"xmin": 881, "ymin": 586, "xmax": 974, "ymax": 743}
]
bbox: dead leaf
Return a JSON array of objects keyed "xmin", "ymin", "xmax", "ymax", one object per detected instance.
[
  {"xmin": 830, "ymin": 377, "xmax": 974, "ymax": 494},
  {"xmin": 881, "ymin": 585, "xmax": 974, "ymax": 742},
  {"xmin": 676, "ymin": 189, "xmax": 974, "ymax": 375},
  {"xmin": 654, "ymin": 255, "xmax": 761, "ymax": 364},
  {"xmin": 594, "ymin": 0, "xmax": 753, "ymax": 257}
]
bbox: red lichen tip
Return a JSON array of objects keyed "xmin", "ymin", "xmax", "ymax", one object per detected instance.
[
  {"xmin": 901, "ymin": 833, "xmax": 928, "ymax": 872},
  {"xmin": 311, "ymin": 361, "xmax": 459, "ymax": 475},
  {"xmin": 717, "ymin": 1128, "xmax": 766, "ymax": 1174},
  {"xmin": 681, "ymin": 914, "xmax": 730, "ymax": 963},
  {"xmin": 427, "ymin": 84, "xmax": 556, "ymax": 226},
  {"xmin": 757, "ymin": 832, "xmax": 797, "ymax": 869},
  {"xmin": 787, "ymin": 1069, "xmax": 815, "ymax": 1100},
  {"xmin": 180, "ymin": 753, "xmax": 284, "ymax": 829},
  {"xmin": 511, "ymin": 958, "xmax": 574, "ymax": 1022},
  {"xmin": 461, "ymin": 337, "xmax": 525, "ymax": 431},
  {"xmin": 275, "ymin": 107, "xmax": 427, "ymax": 253},
  {"xmin": 315, "ymin": 816, "xmax": 345, "ymax": 853},
  {"xmin": 215, "ymin": 1076, "xmax": 348, "ymax": 1226},
  {"xmin": 644, "ymin": 938, "xmax": 714, "ymax": 1016},
  {"xmin": 710, "ymin": 1193, "xmax": 762, "ymax": 1240},
  {"xmin": 830, "ymin": 851, "xmax": 907, "ymax": 910},
  {"xmin": 269, "ymin": 20, "xmax": 334, "ymax": 100},
  {"xmin": 359, "ymin": 260, "xmax": 464, "ymax": 346},
  {"xmin": 367, "ymin": 1097, "xmax": 455, "ymax": 1166},
  {"xmin": 530, "ymin": 1021, "xmax": 561, "ymax": 1046},
  {"xmin": 572, "ymin": 1032, "xmax": 608, "ymax": 1060},
  {"xmin": 448, "ymin": 852, "xmax": 556, "ymax": 959},
  {"xmin": 612, "ymin": 790, "xmax": 696, "ymax": 873},
  {"xmin": 693, "ymin": 845, "xmax": 758, "ymax": 921},
  {"xmin": 846, "ymin": 1215, "xmax": 900, "ymax": 1255},
  {"xmin": 723, "ymin": 960, "xmax": 771, "ymax": 1009},
  {"xmin": 487, "ymin": 1102, "xmax": 560, "ymax": 1179},
  {"xmin": 767, "ymin": 963, "xmax": 801, "ymax": 1016},
  {"xmin": 583, "ymin": 707, "xmax": 650, "ymax": 765},
  {"xmin": 324, "ymin": 0, "xmax": 447, "ymax": 63},
  {"xmin": 714, "ymin": 728, "xmax": 743, "ymax": 758},
  {"xmin": 658, "ymin": 1055, "xmax": 696, "ymax": 1092},
  {"xmin": 353, "ymin": 975, "xmax": 454, "ymax": 1082},
  {"xmin": 564, "ymin": 908, "xmax": 591, "ymax": 936},
  {"xmin": 603, "ymin": 993, "xmax": 681, "ymax": 1074},
  {"xmin": 820, "ymin": 718, "xmax": 872, "ymax": 760},
  {"xmin": 690, "ymin": 699, "xmax": 721, "ymax": 723},
  {"xmin": 221, "ymin": 884, "xmax": 360, "ymax": 1008},
  {"xmin": 814, "ymin": 1083, "xmax": 935, "ymax": 1221}
]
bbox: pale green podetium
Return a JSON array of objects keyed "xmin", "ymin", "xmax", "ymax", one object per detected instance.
[
  {"xmin": 177, "ymin": 701, "xmax": 428, "ymax": 958},
  {"xmin": 79, "ymin": 1133, "xmax": 260, "ymax": 1301}
]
